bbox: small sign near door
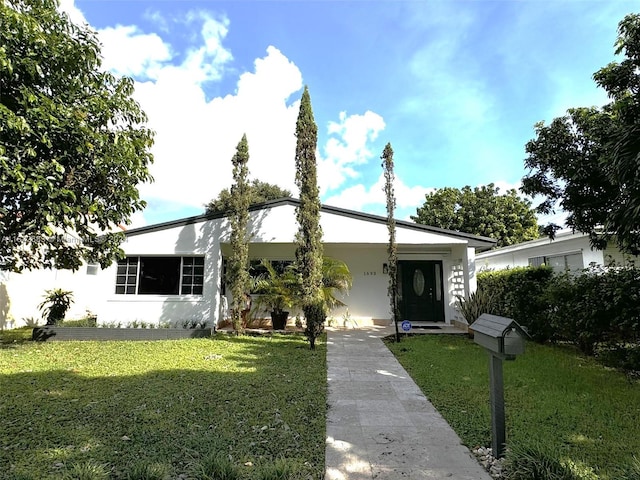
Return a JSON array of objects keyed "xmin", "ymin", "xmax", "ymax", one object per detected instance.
[{"xmin": 401, "ymin": 320, "xmax": 412, "ymax": 332}]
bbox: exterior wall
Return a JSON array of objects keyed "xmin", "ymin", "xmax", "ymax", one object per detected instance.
[
  {"xmin": 1, "ymin": 266, "xmax": 105, "ymax": 329},
  {"xmin": 1, "ymin": 203, "xmax": 484, "ymax": 328},
  {"xmin": 603, "ymin": 244, "xmax": 639, "ymax": 267},
  {"xmin": 99, "ymin": 218, "xmax": 227, "ymax": 326},
  {"xmin": 476, "ymin": 233, "xmax": 605, "ymax": 272}
]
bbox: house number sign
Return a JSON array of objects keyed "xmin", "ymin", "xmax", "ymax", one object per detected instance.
[{"xmin": 363, "ymin": 271, "xmax": 377, "ymax": 276}]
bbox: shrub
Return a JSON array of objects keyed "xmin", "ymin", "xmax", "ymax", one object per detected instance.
[
  {"xmin": 480, "ymin": 264, "xmax": 640, "ymax": 360},
  {"xmin": 455, "ymin": 289, "xmax": 497, "ymax": 325},
  {"xmin": 478, "ymin": 267, "xmax": 554, "ymax": 341},
  {"xmin": 38, "ymin": 288, "xmax": 74, "ymax": 325},
  {"xmin": 547, "ymin": 265, "xmax": 640, "ymax": 355}
]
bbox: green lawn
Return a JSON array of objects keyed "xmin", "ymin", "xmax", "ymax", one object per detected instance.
[
  {"xmin": 0, "ymin": 332, "xmax": 326, "ymax": 479},
  {"xmin": 387, "ymin": 334, "xmax": 640, "ymax": 480}
]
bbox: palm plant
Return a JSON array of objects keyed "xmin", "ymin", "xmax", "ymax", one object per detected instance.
[
  {"xmin": 39, "ymin": 288, "xmax": 74, "ymax": 325},
  {"xmin": 252, "ymin": 260, "xmax": 299, "ymax": 315},
  {"xmin": 320, "ymin": 257, "xmax": 353, "ymax": 311},
  {"xmin": 251, "ymin": 257, "xmax": 353, "ymax": 328}
]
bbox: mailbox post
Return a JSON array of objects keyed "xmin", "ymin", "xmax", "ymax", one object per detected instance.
[{"xmin": 469, "ymin": 314, "xmax": 529, "ymax": 458}]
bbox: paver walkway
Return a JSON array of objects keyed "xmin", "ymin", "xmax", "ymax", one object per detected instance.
[{"xmin": 325, "ymin": 327, "xmax": 492, "ymax": 480}]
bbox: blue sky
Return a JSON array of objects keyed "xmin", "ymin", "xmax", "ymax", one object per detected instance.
[{"xmin": 62, "ymin": 0, "xmax": 638, "ymax": 227}]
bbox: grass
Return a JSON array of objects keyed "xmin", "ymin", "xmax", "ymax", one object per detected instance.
[
  {"xmin": 386, "ymin": 334, "xmax": 640, "ymax": 480},
  {"xmin": 0, "ymin": 332, "xmax": 326, "ymax": 479}
]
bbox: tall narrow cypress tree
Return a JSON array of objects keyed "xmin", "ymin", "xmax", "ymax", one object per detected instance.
[
  {"xmin": 294, "ymin": 86, "xmax": 324, "ymax": 350},
  {"xmin": 382, "ymin": 143, "xmax": 401, "ymax": 342},
  {"xmin": 228, "ymin": 134, "xmax": 251, "ymax": 333}
]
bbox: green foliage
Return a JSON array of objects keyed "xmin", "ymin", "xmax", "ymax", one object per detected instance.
[
  {"xmin": 60, "ymin": 316, "xmax": 97, "ymax": 328},
  {"xmin": 387, "ymin": 334, "xmax": 640, "ymax": 479},
  {"xmin": 228, "ymin": 135, "xmax": 251, "ymax": 333},
  {"xmin": 619, "ymin": 456, "xmax": 640, "ymax": 480},
  {"xmin": 0, "ymin": 326, "xmax": 32, "ymax": 344},
  {"xmin": 191, "ymin": 452, "xmax": 240, "ymax": 480},
  {"xmin": 504, "ymin": 443, "xmax": 583, "ymax": 480},
  {"xmin": 412, "ymin": 184, "xmax": 539, "ymax": 247},
  {"xmin": 62, "ymin": 460, "xmax": 109, "ymax": 480},
  {"xmin": 303, "ymin": 299, "xmax": 326, "ymax": 351},
  {"xmin": 252, "ymin": 259, "xmax": 299, "ymax": 314},
  {"xmin": 293, "ymin": 86, "xmax": 324, "ymax": 349},
  {"xmin": 455, "ymin": 289, "xmax": 497, "ymax": 325},
  {"xmin": 124, "ymin": 462, "xmax": 170, "ymax": 480},
  {"xmin": 320, "ymin": 257, "xmax": 353, "ymax": 311},
  {"xmin": 38, "ymin": 288, "xmax": 74, "ymax": 325},
  {"xmin": 479, "ymin": 264, "xmax": 640, "ymax": 357},
  {"xmin": 546, "ymin": 265, "xmax": 640, "ymax": 355},
  {"xmin": 256, "ymin": 458, "xmax": 302, "ymax": 480},
  {"xmin": 0, "ymin": 335, "xmax": 327, "ymax": 478},
  {"xmin": 0, "ymin": 0, "xmax": 154, "ymax": 271},
  {"xmin": 477, "ymin": 267, "xmax": 554, "ymax": 342},
  {"xmin": 205, "ymin": 180, "xmax": 292, "ymax": 214},
  {"xmin": 381, "ymin": 143, "xmax": 400, "ymax": 340},
  {"xmin": 522, "ymin": 13, "xmax": 640, "ymax": 255},
  {"xmin": 252, "ymin": 257, "xmax": 352, "ymax": 319}
]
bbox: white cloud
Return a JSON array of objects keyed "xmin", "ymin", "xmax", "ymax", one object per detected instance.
[
  {"xmin": 129, "ymin": 44, "xmax": 302, "ymax": 214},
  {"xmin": 324, "ymin": 172, "xmax": 432, "ymax": 216},
  {"xmin": 57, "ymin": 0, "xmax": 87, "ymax": 26},
  {"xmin": 99, "ymin": 26, "xmax": 172, "ymax": 78},
  {"xmin": 62, "ymin": 1, "xmax": 389, "ymax": 224},
  {"xmin": 319, "ymin": 111, "xmax": 385, "ymax": 193}
]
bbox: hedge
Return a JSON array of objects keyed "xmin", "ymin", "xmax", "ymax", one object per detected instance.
[
  {"xmin": 477, "ymin": 265, "xmax": 640, "ymax": 356},
  {"xmin": 477, "ymin": 266, "xmax": 554, "ymax": 342}
]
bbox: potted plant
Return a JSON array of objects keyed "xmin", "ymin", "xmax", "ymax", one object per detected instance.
[
  {"xmin": 251, "ymin": 257, "xmax": 353, "ymax": 330},
  {"xmin": 252, "ymin": 260, "xmax": 299, "ymax": 330}
]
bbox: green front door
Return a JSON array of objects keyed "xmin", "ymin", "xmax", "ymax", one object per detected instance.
[{"xmin": 398, "ymin": 261, "xmax": 445, "ymax": 322}]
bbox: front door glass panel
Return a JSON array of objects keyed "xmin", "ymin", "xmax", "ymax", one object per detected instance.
[{"xmin": 413, "ymin": 268, "xmax": 425, "ymax": 296}]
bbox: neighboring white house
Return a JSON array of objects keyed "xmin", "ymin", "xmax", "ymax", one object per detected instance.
[
  {"xmin": 476, "ymin": 230, "xmax": 638, "ymax": 273},
  {"xmin": 0, "ymin": 199, "xmax": 495, "ymax": 329}
]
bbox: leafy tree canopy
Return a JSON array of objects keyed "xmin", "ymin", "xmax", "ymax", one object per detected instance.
[
  {"xmin": 411, "ymin": 184, "xmax": 539, "ymax": 248},
  {"xmin": 205, "ymin": 180, "xmax": 291, "ymax": 214},
  {"xmin": 521, "ymin": 13, "xmax": 640, "ymax": 254},
  {"xmin": 0, "ymin": 0, "xmax": 154, "ymax": 271}
]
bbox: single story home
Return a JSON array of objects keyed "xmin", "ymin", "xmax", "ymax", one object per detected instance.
[
  {"xmin": 0, "ymin": 199, "xmax": 495, "ymax": 329},
  {"xmin": 476, "ymin": 230, "xmax": 638, "ymax": 273}
]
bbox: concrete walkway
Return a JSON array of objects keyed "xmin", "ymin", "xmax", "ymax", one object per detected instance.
[{"xmin": 325, "ymin": 327, "xmax": 492, "ymax": 480}]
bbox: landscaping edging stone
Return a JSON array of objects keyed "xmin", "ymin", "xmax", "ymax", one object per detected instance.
[{"xmin": 32, "ymin": 326, "xmax": 214, "ymax": 341}]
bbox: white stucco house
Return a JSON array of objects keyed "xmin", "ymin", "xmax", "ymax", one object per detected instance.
[
  {"xmin": 0, "ymin": 199, "xmax": 496, "ymax": 329},
  {"xmin": 476, "ymin": 230, "xmax": 638, "ymax": 273}
]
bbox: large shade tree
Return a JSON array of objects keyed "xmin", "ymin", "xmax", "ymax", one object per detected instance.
[
  {"xmin": 411, "ymin": 184, "xmax": 539, "ymax": 248},
  {"xmin": 0, "ymin": 0, "xmax": 154, "ymax": 271},
  {"xmin": 205, "ymin": 180, "xmax": 291, "ymax": 214},
  {"xmin": 521, "ymin": 13, "xmax": 640, "ymax": 254},
  {"xmin": 294, "ymin": 86, "xmax": 324, "ymax": 350}
]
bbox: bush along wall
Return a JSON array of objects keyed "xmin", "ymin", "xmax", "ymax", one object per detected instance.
[
  {"xmin": 477, "ymin": 266, "xmax": 555, "ymax": 342},
  {"xmin": 547, "ymin": 265, "xmax": 640, "ymax": 356},
  {"xmin": 478, "ymin": 265, "xmax": 640, "ymax": 358}
]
